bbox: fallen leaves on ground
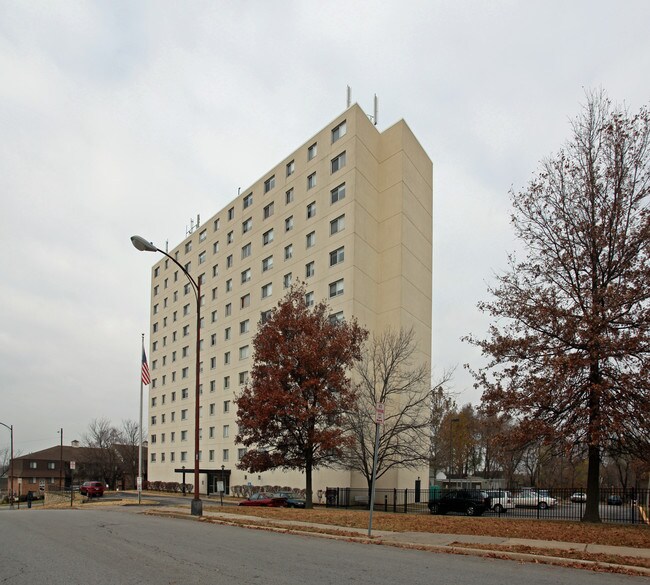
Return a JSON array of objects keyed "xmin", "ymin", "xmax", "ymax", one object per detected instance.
[{"xmin": 203, "ymin": 504, "xmax": 649, "ymax": 549}]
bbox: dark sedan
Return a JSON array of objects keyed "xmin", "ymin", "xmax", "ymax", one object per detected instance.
[
  {"xmin": 273, "ymin": 492, "xmax": 306, "ymax": 508},
  {"xmin": 428, "ymin": 490, "xmax": 491, "ymax": 516},
  {"xmin": 238, "ymin": 492, "xmax": 288, "ymax": 507}
]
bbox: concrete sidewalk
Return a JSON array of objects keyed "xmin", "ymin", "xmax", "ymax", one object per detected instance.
[{"xmin": 146, "ymin": 505, "xmax": 650, "ymax": 574}]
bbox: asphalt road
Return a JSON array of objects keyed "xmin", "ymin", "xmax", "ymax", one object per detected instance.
[{"xmin": 1, "ymin": 507, "xmax": 646, "ymax": 585}]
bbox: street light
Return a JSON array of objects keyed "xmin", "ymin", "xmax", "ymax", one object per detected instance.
[
  {"xmin": 0, "ymin": 422, "xmax": 13, "ymax": 508},
  {"xmin": 131, "ymin": 235, "xmax": 203, "ymax": 516}
]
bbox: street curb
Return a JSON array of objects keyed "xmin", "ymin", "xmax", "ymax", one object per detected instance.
[{"xmin": 143, "ymin": 509, "xmax": 650, "ymax": 576}]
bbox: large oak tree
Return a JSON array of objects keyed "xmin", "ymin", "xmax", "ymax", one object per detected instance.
[
  {"xmin": 468, "ymin": 92, "xmax": 650, "ymax": 522},
  {"xmin": 235, "ymin": 285, "xmax": 367, "ymax": 508}
]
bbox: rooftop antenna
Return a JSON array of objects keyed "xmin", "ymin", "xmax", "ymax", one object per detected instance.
[
  {"xmin": 367, "ymin": 94, "xmax": 379, "ymax": 126},
  {"xmin": 165, "ymin": 239, "xmax": 169, "ymax": 253},
  {"xmin": 346, "ymin": 85, "xmax": 351, "ymax": 108},
  {"xmin": 196, "ymin": 214, "xmax": 200, "ymax": 229}
]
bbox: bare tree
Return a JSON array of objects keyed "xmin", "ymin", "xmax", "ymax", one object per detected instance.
[
  {"xmin": 429, "ymin": 380, "xmax": 456, "ymax": 482},
  {"xmin": 342, "ymin": 327, "xmax": 443, "ymax": 490},
  {"xmin": 83, "ymin": 418, "xmax": 121, "ymax": 488}
]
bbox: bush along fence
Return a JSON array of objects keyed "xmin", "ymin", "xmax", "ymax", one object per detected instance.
[{"xmin": 324, "ymin": 486, "xmax": 649, "ymax": 525}]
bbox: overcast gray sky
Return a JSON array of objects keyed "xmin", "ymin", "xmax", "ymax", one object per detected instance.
[{"xmin": 2, "ymin": 0, "xmax": 649, "ymax": 456}]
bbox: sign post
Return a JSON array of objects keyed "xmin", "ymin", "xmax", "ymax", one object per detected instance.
[{"xmin": 367, "ymin": 403, "xmax": 385, "ymax": 537}]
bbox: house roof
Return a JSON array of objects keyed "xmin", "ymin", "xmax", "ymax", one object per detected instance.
[{"xmin": 15, "ymin": 445, "xmax": 103, "ymax": 461}]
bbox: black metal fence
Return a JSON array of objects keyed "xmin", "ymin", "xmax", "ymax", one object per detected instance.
[{"xmin": 324, "ymin": 486, "xmax": 649, "ymax": 525}]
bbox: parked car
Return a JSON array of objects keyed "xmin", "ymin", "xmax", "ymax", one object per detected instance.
[
  {"xmin": 238, "ymin": 492, "xmax": 288, "ymax": 507},
  {"xmin": 79, "ymin": 481, "xmax": 105, "ymax": 498},
  {"xmin": 272, "ymin": 492, "xmax": 306, "ymax": 508},
  {"xmin": 570, "ymin": 492, "xmax": 587, "ymax": 503},
  {"xmin": 428, "ymin": 490, "xmax": 491, "ymax": 516},
  {"xmin": 511, "ymin": 490, "xmax": 557, "ymax": 509},
  {"xmin": 607, "ymin": 495, "xmax": 623, "ymax": 506},
  {"xmin": 485, "ymin": 490, "xmax": 514, "ymax": 513}
]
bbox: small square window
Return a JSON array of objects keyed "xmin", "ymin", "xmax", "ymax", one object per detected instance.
[
  {"xmin": 262, "ymin": 255, "xmax": 274, "ymax": 272},
  {"xmin": 331, "ymin": 183, "xmax": 346, "ymax": 204},
  {"xmin": 242, "ymin": 218, "xmax": 252, "ymax": 234},
  {"xmin": 331, "ymin": 151, "xmax": 346, "ymax": 173},
  {"xmin": 263, "ymin": 202, "xmax": 274, "ymax": 219},
  {"xmin": 241, "ymin": 268, "xmax": 251, "ymax": 283},
  {"xmin": 264, "ymin": 175, "xmax": 275, "ymax": 193},
  {"xmin": 228, "ymin": 207, "xmax": 235, "ymax": 220},
  {"xmin": 305, "ymin": 261, "xmax": 315, "ymax": 278},
  {"xmin": 308, "ymin": 142, "xmax": 317, "ymax": 160},
  {"xmin": 286, "ymin": 160, "xmax": 295, "ymax": 176},
  {"xmin": 307, "ymin": 202, "xmax": 316, "ymax": 219},
  {"xmin": 261, "ymin": 283, "xmax": 272, "ymax": 298},
  {"xmin": 307, "ymin": 172, "xmax": 317, "ymax": 190},
  {"xmin": 306, "ymin": 231, "xmax": 315, "ymax": 248},
  {"xmin": 263, "ymin": 229, "xmax": 274, "ymax": 245},
  {"xmin": 283, "ymin": 272, "xmax": 292, "ymax": 289},
  {"xmin": 243, "ymin": 193, "xmax": 253, "ymax": 209},
  {"xmin": 330, "ymin": 246, "xmax": 345, "ymax": 266},
  {"xmin": 286, "ymin": 188, "xmax": 294, "ymax": 204},
  {"xmin": 185, "ymin": 241, "xmax": 192, "ymax": 253},
  {"xmin": 285, "ymin": 216, "xmax": 294, "ymax": 232},
  {"xmin": 329, "ymin": 278, "xmax": 344, "ymax": 297},
  {"xmin": 240, "ymin": 293, "xmax": 251, "ymax": 309},
  {"xmin": 305, "ymin": 291, "xmax": 314, "ymax": 306},
  {"xmin": 239, "ymin": 346, "xmax": 249, "ymax": 360},
  {"xmin": 330, "ymin": 214, "xmax": 345, "ymax": 235},
  {"xmin": 284, "ymin": 244, "xmax": 293, "ymax": 260},
  {"xmin": 239, "ymin": 319, "xmax": 250, "ymax": 334},
  {"xmin": 332, "ymin": 120, "xmax": 347, "ymax": 143},
  {"xmin": 242, "ymin": 243, "xmax": 252, "ymax": 259}
]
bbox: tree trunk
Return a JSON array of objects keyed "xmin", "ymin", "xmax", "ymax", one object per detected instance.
[
  {"xmin": 305, "ymin": 456, "xmax": 313, "ymax": 509},
  {"xmin": 582, "ymin": 443, "xmax": 601, "ymax": 522}
]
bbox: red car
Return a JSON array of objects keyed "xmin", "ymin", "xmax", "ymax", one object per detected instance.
[
  {"xmin": 238, "ymin": 492, "xmax": 287, "ymax": 507},
  {"xmin": 80, "ymin": 481, "xmax": 105, "ymax": 497}
]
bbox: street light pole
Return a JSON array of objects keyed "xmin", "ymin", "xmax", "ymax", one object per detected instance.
[
  {"xmin": 131, "ymin": 235, "xmax": 203, "ymax": 517},
  {"xmin": 449, "ymin": 417, "xmax": 459, "ymax": 484},
  {"xmin": 58, "ymin": 428, "xmax": 63, "ymax": 489},
  {"xmin": 0, "ymin": 422, "xmax": 13, "ymax": 508}
]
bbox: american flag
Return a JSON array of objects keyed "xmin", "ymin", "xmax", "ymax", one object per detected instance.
[{"xmin": 141, "ymin": 348, "xmax": 151, "ymax": 385}]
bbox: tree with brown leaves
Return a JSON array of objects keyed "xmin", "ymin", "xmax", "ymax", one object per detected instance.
[
  {"xmin": 235, "ymin": 285, "xmax": 367, "ymax": 508},
  {"xmin": 467, "ymin": 91, "xmax": 650, "ymax": 522}
]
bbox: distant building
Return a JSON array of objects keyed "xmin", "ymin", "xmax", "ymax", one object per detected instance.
[
  {"xmin": 145, "ymin": 104, "xmax": 433, "ymax": 496},
  {"xmin": 8, "ymin": 440, "xmax": 146, "ymax": 495}
]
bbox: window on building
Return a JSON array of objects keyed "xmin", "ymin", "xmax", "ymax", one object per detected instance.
[
  {"xmin": 261, "ymin": 283, "xmax": 272, "ymax": 298},
  {"xmin": 308, "ymin": 142, "xmax": 317, "ymax": 160},
  {"xmin": 182, "ymin": 388, "xmax": 189, "ymax": 399},
  {"xmin": 305, "ymin": 291, "xmax": 314, "ymax": 306},
  {"xmin": 227, "ymin": 231, "xmax": 234, "ymax": 245},
  {"xmin": 260, "ymin": 310, "xmax": 272, "ymax": 324},
  {"xmin": 242, "ymin": 217, "xmax": 252, "ymax": 234},
  {"xmin": 239, "ymin": 346, "xmax": 249, "ymax": 360},
  {"xmin": 305, "ymin": 261, "xmax": 315, "ymax": 278},
  {"xmin": 240, "ymin": 293, "xmax": 250, "ymax": 309},
  {"xmin": 209, "ymin": 449, "xmax": 215, "ymax": 462},
  {"xmin": 241, "ymin": 242, "xmax": 252, "ymax": 259},
  {"xmin": 306, "ymin": 231, "xmax": 315, "ymax": 248},
  {"xmin": 183, "ymin": 303, "xmax": 190, "ymax": 316},
  {"xmin": 284, "ymin": 244, "xmax": 293, "ymax": 260},
  {"xmin": 181, "ymin": 451, "xmax": 187, "ymax": 462},
  {"xmin": 243, "ymin": 192, "xmax": 253, "ymax": 209},
  {"xmin": 227, "ymin": 207, "xmax": 234, "ymax": 220},
  {"xmin": 306, "ymin": 202, "xmax": 316, "ymax": 219},
  {"xmin": 283, "ymin": 272, "xmax": 292, "ymax": 289},
  {"xmin": 226, "ymin": 278, "xmax": 233, "ymax": 292},
  {"xmin": 225, "ymin": 303, "xmax": 232, "ymax": 316},
  {"xmin": 183, "ymin": 325, "xmax": 190, "ymax": 337},
  {"xmin": 331, "ymin": 120, "xmax": 347, "ymax": 142},
  {"xmin": 239, "ymin": 371, "xmax": 249, "ymax": 386},
  {"xmin": 307, "ymin": 172, "xmax": 316, "ymax": 189},
  {"xmin": 182, "ymin": 367, "xmax": 189, "ymax": 378},
  {"xmin": 285, "ymin": 188, "xmax": 294, "ymax": 204},
  {"xmin": 262, "ymin": 229, "xmax": 274, "ymax": 245},
  {"xmin": 241, "ymin": 268, "xmax": 251, "ymax": 283},
  {"xmin": 262, "ymin": 255, "xmax": 273, "ymax": 272},
  {"xmin": 223, "ymin": 425, "xmax": 230, "ymax": 438},
  {"xmin": 223, "ymin": 400, "xmax": 230, "ymax": 413},
  {"xmin": 226, "ymin": 254, "xmax": 233, "ymax": 268},
  {"xmin": 285, "ymin": 215, "xmax": 294, "ymax": 232},
  {"xmin": 224, "ymin": 375, "xmax": 230, "ymax": 389},
  {"xmin": 224, "ymin": 327, "xmax": 231, "ymax": 341},
  {"xmin": 181, "ymin": 429, "xmax": 188, "ymax": 440},
  {"xmin": 264, "ymin": 175, "xmax": 275, "ymax": 193},
  {"xmin": 263, "ymin": 202, "xmax": 274, "ymax": 219},
  {"xmin": 330, "ymin": 246, "xmax": 345, "ymax": 266},
  {"xmin": 209, "ymin": 403, "xmax": 215, "ymax": 416},
  {"xmin": 214, "ymin": 218, "xmax": 221, "ymax": 231},
  {"xmin": 286, "ymin": 160, "xmax": 295, "ymax": 176},
  {"xmin": 330, "ymin": 214, "xmax": 345, "ymax": 235},
  {"xmin": 213, "ymin": 264, "xmax": 219, "ymax": 277},
  {"xmin": 329, "ymin": 279, "xmax": 344, "ymax": 298},
  {"xmin": 238, "ymin": 448, "xmax": 246, "ymax": 461},
  {"xmin": 329, "ymin": 311, "xmax": 344, "ymax": 324},
  {"xmin": 185, "ymin": 241, "xmax": 192, "ymax": 253},
  {"xmin": 239, "ymin": 319, "xmax": 249, "ymax": 334},
  {"xmin": 331, "ymin": 151, "xmax": 346, "ymax": 173},
  {"xmin": 223, "ymin": 449, "xmax": 229, "ymax": 462}
]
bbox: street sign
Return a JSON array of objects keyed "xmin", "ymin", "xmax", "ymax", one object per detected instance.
[
  {"xmin": 137, "ymin": 476, "xmax": 142, "ymax": 489},
  {"xmin": 375, "ymin": 403, "xmax": 385, "ymax": 424}
]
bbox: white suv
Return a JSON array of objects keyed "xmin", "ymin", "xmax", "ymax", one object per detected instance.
[{"xmin": 486, "ymin": 490, "xmax": 514, "ymax": 513}]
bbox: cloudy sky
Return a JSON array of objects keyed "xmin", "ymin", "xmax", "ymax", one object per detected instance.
[{"xmin": 2, "ymin": 0, "xmax": 649, "ymax": 456}]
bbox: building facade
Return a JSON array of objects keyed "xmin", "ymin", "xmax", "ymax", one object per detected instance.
[{"xmin": 146, "ymin": 104, "xmax": 432, "ymax": 498}]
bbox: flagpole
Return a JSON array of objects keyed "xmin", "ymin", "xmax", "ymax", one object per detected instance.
[{"xmin": 138, "ymin": 333, "xmax": 144, "ymax": 505}]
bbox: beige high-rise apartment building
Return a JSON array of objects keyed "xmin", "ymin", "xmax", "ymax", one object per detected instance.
[{"xmin": 145, "ymin": 104, "xmax": 432, "ymax": 498}]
